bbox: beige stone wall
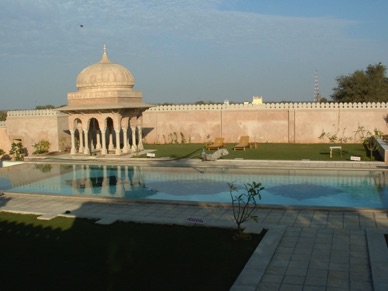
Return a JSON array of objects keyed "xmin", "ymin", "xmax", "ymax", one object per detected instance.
[
  {"xmin": 3, "ymin": 110, "xmax": 70, "ymax": 155},
  {"xmin": 0, "ymin": 127, "xmax": 11, "ymax": 152},
  {"xmin": 143, "ymin": 110, "xmax": 221, "ymax": 144},
  {"xmin": 143, "ymin": 103, "xmax": 388, "ymax": 144},
  {"xmin": 142, "ymin": 108, "xmax": 295, "ymax": 144},
  {"xmin": 293, "ymin": 108, "xmax": 388, "ymax": 143},
  {"xmin": 294, "ymin": 109, "xmax": 340, "ymax": 143},
  {"xmin": 0, "ymin": 103, "xmax": 387, "ymax": 156},
  {"xmin": 55, "ymin": 114, "xmax": 71, "ymax": 151}
]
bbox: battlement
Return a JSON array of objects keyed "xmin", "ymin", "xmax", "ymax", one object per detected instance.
[
  {"xmin": 4, "ymin": 102, "xmax": 388, "ymax": 116},
  {"xmin": 7, "ymin": 109, "xmax": 67, "ymax": 117},
  {"xmin": 146, "ymin": 102, "xmax": 388, "ymax": 111}
]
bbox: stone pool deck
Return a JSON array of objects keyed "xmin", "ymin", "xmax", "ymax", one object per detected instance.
[{"xmin": 1, "ymin": 157, "xmax": 388, "ymax": 290}]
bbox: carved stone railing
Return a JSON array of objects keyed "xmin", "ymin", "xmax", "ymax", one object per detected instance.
[
  {"xmin": 6, "ymin": 109, "xmax": 66, "ymax": 117},
  {"xmin": 0, "ymin": 121, "xmax": 6, "ymax": 128},
  {"xmin": 4, "ymin": 102, "xmax": 388, "ymax": 116},
  {"xmin": 146, "ymin": 102, "xmax": 388, "ymax": 112}
]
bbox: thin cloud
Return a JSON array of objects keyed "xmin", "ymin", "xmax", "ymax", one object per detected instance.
[{"xmin": 0, "ymin": 0, "xmax": 359, "ymax": 57}]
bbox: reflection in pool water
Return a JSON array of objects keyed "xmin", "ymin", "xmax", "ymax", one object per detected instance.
[
  {"xmin": 1, "ymin": 163, "xmax": 388, "ymax": 209},
  {"xmin": 266, "ymin": 184, "xmax": 344, "ymax": 201}
]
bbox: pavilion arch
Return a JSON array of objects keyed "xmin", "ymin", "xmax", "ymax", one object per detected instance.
[
  {"xmin": 68, "ymin": 118, "xmax": 82, "ymax": 154},
  {"xmin": 87, "ymin": 117, "xmax": 101, "ymax": 153}
]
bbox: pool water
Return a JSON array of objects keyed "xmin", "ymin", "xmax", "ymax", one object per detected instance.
[{"xmin": 1, "ymin": 163, "xmax": 388, "ymax": 209}]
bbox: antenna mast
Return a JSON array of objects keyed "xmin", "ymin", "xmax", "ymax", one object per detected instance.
[{"xmin": 314, "ymin": 70, "xmax": 321, "ymax": 102}]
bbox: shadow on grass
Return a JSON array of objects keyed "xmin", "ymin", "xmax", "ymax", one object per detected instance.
[
  {"xmin": 0, "ymin": 195, "xmax": 11, "ymax": 207},
  {"xmin": 0, "ymin": 212, "xmax": 266, "ymax": 291}
]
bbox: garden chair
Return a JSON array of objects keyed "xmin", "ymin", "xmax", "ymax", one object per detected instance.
[
  {"xmin": 233, "ymin": 136, "xmax": 250, "ymax": 151},
  {"xmin": 206, "ymin": 137, "xmax": 224, "ymax": 150}
]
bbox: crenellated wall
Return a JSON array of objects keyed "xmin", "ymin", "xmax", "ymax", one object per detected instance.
[
  {"xmin": 142, "ymin": 102, "xmax": 388, "ymax": 144},
  {"xmin": 146, "ymin": 101, "xmax": 388, "ymax": 111},
  {"xmin": 0, "ymin": 102, "xmax": 387, "ymax": 156},
  {"xmin": 6, "ymin": 109, "xmax": 62, "ymax": 117}
]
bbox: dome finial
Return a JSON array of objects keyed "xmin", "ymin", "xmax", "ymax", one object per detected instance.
[{"xmin": 100, "ymin": 44, "xmax": 110, "ymax": 64}]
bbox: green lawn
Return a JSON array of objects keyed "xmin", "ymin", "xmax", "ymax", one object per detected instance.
[
  {"xmin": 0, "ymin": 212, "xmax": 264, "ymax": 291},
  {"xmin": 143, "ymin": 143, "xmax": 377, "ymax": 161}
]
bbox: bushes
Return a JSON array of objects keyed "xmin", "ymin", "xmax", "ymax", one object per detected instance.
[
  {"xmin": 32, "ymin": 140, "xmax": 50, "ymax": 155},
  {"xmin": 9, "ymin": 142, "xmax": 24, "ymax": 161},
  {"xmin": 1, "ymin": 140, "xmax": 49, "ymax": 160}
]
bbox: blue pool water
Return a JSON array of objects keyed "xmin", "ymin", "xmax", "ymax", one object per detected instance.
[{"xmin": 1, "ymin": 163, "xmax": 388, "ymax": 209}]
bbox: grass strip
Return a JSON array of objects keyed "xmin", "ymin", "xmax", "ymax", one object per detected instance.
[{"xmin": 143, "ymin": 143, "xmax": 376, "ymax": 161}]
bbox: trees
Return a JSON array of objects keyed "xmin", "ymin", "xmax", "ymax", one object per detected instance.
[
  {"xmin": 0, "ymin": 111, "xmax": 7, "ymax": 121},
  {"xmin": 9, "ymin": 142, "xmax": 24, "ymax": 161},
  {"xmin": 331, "ymin": 63, "xmax": 388, "ymax": 102},
  {"xmin": 194, "ymin": 100, "xmax": 221, "ymax": 105},
  {"xmin": 35, "ymin": 104, "xmax": 55, "ymax": 109}
]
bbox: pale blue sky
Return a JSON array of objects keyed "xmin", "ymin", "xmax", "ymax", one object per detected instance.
[{"xmin": 1, "ymin": 0, "xmax": 387, "ymax": 109}]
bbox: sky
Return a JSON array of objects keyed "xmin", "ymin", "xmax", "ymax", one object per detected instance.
[{"xmin": 1, "ymin": 0, "xmax": 388, "ymax": 110}]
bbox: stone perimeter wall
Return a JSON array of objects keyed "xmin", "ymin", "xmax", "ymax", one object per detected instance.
[
  {"xmin": 143, "ymin": 102, "xmax": 388, "ymax": 144},
  {"xmin": 0, "ymin": 102, "xmax": 387, "ymax": 154},
  {"xmin": 0, "ymin": 110, "xmax": 69, "ymax": 155}
]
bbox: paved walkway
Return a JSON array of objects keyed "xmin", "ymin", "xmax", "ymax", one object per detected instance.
[{"xmin": 1, "ymin": 158, "xmax": 388, "ymax": 290}]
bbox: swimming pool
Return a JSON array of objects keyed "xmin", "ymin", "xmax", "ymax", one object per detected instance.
[{"xmin": 1, "ymin": 163, "xmax": 388, "ymax": 209}]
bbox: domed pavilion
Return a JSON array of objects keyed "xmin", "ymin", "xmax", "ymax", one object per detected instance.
[{"xmin": 59, "ymin": 46, "xmax": 152, "ymax": 155}]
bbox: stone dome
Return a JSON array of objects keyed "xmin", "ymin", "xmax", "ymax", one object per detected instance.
[{"xmin": 76, "ymin": 47, "xmax": 135, "ymax": 91}]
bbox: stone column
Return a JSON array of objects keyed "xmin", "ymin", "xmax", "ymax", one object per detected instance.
[
  {"xmin": 115, "ymin": 127, "xmax": 121, "ymax": 155},
  {"xmin": 78, "ymin": 128, "xmax": 84, "ymax": 153},
  {"xmin": 122, "ymin": 126, "xmax": 129, "ymax": 153},
  {"xmin": 70, "ymin": 129, "xmax": 77, "ymax": 155},
  {"xmin": 89, "ymin": 130, "xmax": 95, "ymax": 152},
  {"xmin": 83, "ymin": 127, "xmax": 90, "ymax": 155},
  {"xmin": 137, "ymin": 122, "xmax": 144, "ymax": 151},
  {"xmin": 96, "ymin": 130, "xmax": 101, "ymax": 150},
  {"xmin": 101, "ymin": 127, "xmax": 107, "ymax": 155},
  {"xmin": 108, "ymin": 128, "xmax": 114, "ymax": 152},
  {"xmin": 131, "ymin": 126, "xmax": 137, "ymax": 152}
]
